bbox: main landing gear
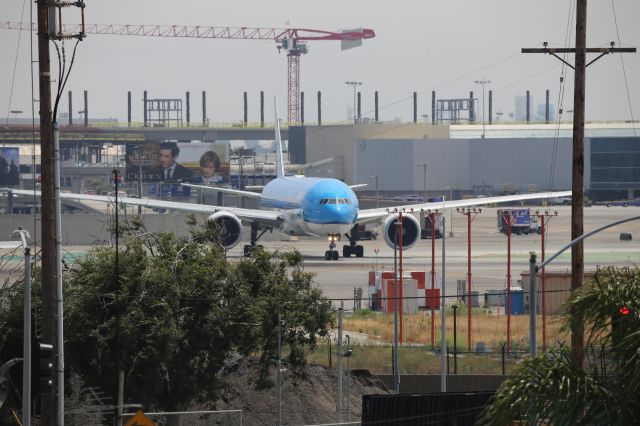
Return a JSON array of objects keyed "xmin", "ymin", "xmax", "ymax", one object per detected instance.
[
  {"xmin": 324, "ymin": 234, "xmax": 340, "ymax": 260},
  {"xmin": 343, "ymin": 225, "xmax": 364, "ymax": 258},
  {"xmin": 243, "ymin": 223, "xmax": 270, "ymax": 256}
]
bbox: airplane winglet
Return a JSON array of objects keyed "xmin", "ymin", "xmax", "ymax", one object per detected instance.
[{"xmin": 274, "ymin": 98, "xmax": 286, "ymax": 179}]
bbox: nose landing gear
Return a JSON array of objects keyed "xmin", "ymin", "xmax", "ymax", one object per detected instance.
[{"xmin": 325, "ymin": 234, "xmax": 340, "ymax": 260}]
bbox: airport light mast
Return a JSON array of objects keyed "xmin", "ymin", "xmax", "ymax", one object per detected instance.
[{"xmin": 1, "ymin": 22, "xmax": 375, "ymax": 124}]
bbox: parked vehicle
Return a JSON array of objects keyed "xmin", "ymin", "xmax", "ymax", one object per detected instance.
[
  {"xmin": 548, "ymin": 196, "xmax": 571, "ymax": 205},
  {"xmin": 605, "ymin": 198, "xmax": 640, "ymax": 207},
  {"xmin": 391, "ymin": 194, "xmax": 424, "ymax": 203},
  {"xmin": 420, "ymin": 211, "xmax": 443, "ymax": 239},
  {"xmin": 497, "ymin": 208, "xmax": 539, "ymax": 235},
  {"xmin": 353, "ymin": 223, "xmax": 377, "ymax": 240}
]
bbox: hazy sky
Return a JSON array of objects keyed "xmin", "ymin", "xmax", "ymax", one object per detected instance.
[{"xmin": 2, "ymin": 0, "xmax": 639, "ymax": 125}]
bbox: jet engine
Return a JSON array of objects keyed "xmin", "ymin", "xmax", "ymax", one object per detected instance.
[
  {"xmin": 207, "ymin": 211, "xmax": 243, "ymax": 250},
  {"xmin": 382, "ymin": 213, "xmax": 421, "ymax": 250}
]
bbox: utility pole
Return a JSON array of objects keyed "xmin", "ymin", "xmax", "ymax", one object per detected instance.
[
  {"xmin": 521, "ymin": 1, "xmax": 635, "ymax": 367},
  {"xmin": 36, "ymin": 3, "xmax": 56, "ymax": 424},
  {"xmin": 570, "ymin": 0, "xmax": 587, "ymax": 369}
]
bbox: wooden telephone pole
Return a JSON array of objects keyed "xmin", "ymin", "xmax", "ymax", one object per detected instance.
[
  {"xmin": 35, "ymin": 2, "xmax": 85, "ymax": 424},
  {"xmin": 522, "ymin": 0, "xmax": 635, "ymax": 366},
  {"xmin": 36, "ymin": 2, "xmax": 57, "ymax": 424}
]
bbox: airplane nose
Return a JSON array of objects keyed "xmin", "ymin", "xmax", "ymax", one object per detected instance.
[{"xmin": 322, "ymin": 204, "xmax": 356, "ymax": 223}]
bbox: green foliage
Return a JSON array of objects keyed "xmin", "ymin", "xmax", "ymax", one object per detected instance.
[
  {"xmin": 478, "ymin": 266, "xmax": 640, "ymax": 425},
  {"xmin": 86, "ymin": 177, "xmax": 111, "ymax": 195},
  {"xmin": 0, "ymin": 219, "xmax": 334, "ymax": 415}
]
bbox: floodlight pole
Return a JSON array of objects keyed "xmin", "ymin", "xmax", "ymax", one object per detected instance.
[
  {"xmin": 345, "ymin": 81, "xmax": 362, "ymax": 123},
  {"xmin": 457, "ymin": 208, "xmax": 481, "ymax": 352},
  {"xmin": 473, "ymin": 79, "xmax": 490, "ymax": 138}
]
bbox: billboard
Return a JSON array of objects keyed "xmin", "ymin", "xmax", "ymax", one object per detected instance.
[
  {"xmin": 0, "ymin": 147, "xmax": 20, "ymax": 186},
  {"xmin": 125, "ymin": 141, "xmax": 230, "ymax": 184}
]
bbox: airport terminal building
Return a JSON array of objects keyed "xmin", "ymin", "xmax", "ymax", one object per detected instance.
[{"xmin": 291, "ymin": 123, "xmax": 640, "ymax": 201}]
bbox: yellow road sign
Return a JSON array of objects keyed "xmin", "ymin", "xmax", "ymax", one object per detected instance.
[{"xmin": 124, "ymin": 410, "xmax": 156, "ymax": 426}]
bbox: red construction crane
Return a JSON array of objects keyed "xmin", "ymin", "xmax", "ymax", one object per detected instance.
[{"xmin": 1, "ymin": 22, "xmax": 375, "ymax": 124}]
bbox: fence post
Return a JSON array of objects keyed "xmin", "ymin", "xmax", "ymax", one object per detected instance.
[
  {"xmin": 446, "ymin": 346, "xmax": 450, "ymax": 375},
  {"xmin": 501, "ymin": 342, "xmax": 506, "ymax": 375},
  {"xmin": 452, "ymin": 305, "xmax": 458, "ymax": 375}
]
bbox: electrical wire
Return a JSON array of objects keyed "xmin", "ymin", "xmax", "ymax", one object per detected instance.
[
  {"xmin": 610, "ymin": 0, "xmax": 637, "ymax": 137},
  {"xmin": 3, "ymin": 0, "xmax": 28, "ymax": 130},
  {"xmin": 52, "ymin": 38, "xmax": 81, "ymax": 123},
  {"xmin": 546, "ymin": 0, "xmax": 576, "ymax": 195},
  {"xmin": 305, "ymin": 47, "xmax": 551, "ymax": 152}
]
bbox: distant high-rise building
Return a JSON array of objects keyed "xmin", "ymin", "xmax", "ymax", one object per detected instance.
[
  {"xmin": 536, "ymin": 103, "xmax": 556, "ymax": 122},
  {"xmin": 514, "ymin": 95, "xmax": 534, "ymax": 122}
]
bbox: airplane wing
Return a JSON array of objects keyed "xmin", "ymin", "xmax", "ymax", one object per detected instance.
[
  {"xmin": 181, "ymin": 183, "xmax": 262, "ymax": 198},
  {"xmin": 5, "ymin": 189, "xmax": 282, "ymax": 227},
  {"xmin": 349, "ymin": 184, "xmax": 368, "ymax": 190},
  {"xmin": 356, "ymin": 190, "xmax": 572, "ymax": 222}
]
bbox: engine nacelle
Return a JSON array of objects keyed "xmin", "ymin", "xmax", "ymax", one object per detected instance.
[
  {"xmin": 207, "ymin": 211, "xmax": 243, "ymax": 250},
  {"xmin": 382, "ymin": 213, "xmax": 421, "ymax": 250}
]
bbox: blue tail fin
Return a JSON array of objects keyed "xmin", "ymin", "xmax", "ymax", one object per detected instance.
[{"xmin": 274, "ymin": 98, "xmax": 285, "ymax": 179}]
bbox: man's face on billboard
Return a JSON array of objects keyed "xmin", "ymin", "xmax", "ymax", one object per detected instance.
[{"xmin": 159, "ymin": 149, "xmax": 176, "ymax": 168}]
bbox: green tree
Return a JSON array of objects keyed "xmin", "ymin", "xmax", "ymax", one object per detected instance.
[
  {"xmin": 478, "ymin": 266, "xmax": 640, "ymax": 425},
  {"xmin": 0, "ymin": 218, "xmax": 333, "ymax": 419}
]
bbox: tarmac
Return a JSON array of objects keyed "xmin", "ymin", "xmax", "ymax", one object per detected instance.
[
  {"xmin": 223, "ymin": 206, "xmax": 640, "ymax": 307},
  {"xmin": 1, "ymin": 206, "xmax": 638, "ymax": 308}
]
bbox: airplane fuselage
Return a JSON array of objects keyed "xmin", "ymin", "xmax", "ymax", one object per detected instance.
[{"xmin": 259, "ymin": 176, "xmax": 359, "ymax": 236}]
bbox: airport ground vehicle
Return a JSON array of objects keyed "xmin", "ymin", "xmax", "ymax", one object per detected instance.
[
  {"xmin": 605, "ymin": 198, "xmax": 640, "ymax": 207},
  {"xmin": 420, "ymin": 211, "xmax": 443, "ymax": 239},
  {"xmin": 497, "ymin": 208, "xmax": 540, "ymax": 235}
]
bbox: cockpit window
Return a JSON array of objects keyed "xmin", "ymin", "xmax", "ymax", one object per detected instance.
[{"xmin": 320, "ymin": 198, "xmax": 351, "ymax": 205}]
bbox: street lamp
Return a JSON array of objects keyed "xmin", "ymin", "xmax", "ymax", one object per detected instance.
[
  {"xmin": 345, "ymin": 80, "xmax": 363, "ymax": 124},
  {"xmin": 416, "ymin": 163, "xmax": 427, "ymax": 202},
  {"xmin": 369, "ymin": 175, "xmax": 379, "ymax": 208},
  {"xmin": 474, "ymin": 79, "xmax": 491, "ymax": 138}
]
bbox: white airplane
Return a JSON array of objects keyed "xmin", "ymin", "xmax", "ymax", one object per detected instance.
[{"xmin": 5, "ymin": 100, "xmax": 571, "ymax": 260}]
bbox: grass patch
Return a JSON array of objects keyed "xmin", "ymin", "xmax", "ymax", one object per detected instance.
[
  {"xmin": 341, "ymin": 309, "xmax": 567, "ymax": 352},
  {"xmin": 307, "ymin": 343, "xmax": 527, "ymax": 375}
]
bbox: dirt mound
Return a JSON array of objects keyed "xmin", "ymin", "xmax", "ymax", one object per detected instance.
[{"xmin": 214, "ymin": 356, "xmax": 390, "ymax": 425}]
